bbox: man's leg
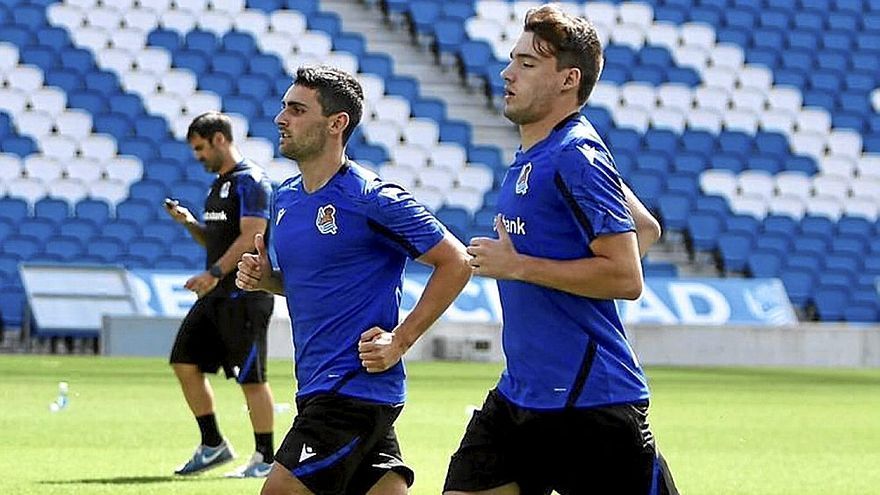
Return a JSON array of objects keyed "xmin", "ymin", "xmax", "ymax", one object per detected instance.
[
  {"xmin": 366, "ymin": 471, "xmax": 409, "ymax": 495},
  {"xmin": 171, "ymin": 363, "xmax": 235, "ymax": 475},
  {"xmin": 173, "ymin": 363, "xmax": 215, "ymax": 417},
  {"xmin": 242, "ymin": 382, "xmax": 274, "ymax": 433}
]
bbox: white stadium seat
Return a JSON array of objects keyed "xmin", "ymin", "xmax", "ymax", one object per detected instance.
[
  {"xmin": 410, "ymin": 185, "xmax": 445, "ymax": 212},
  {"xmin": 843, "ymin": 198, "xmax": 878, "ymax": 221},
  {"xmin": 28, "ymin": 87, "xmax": 67, "ymax": 118},
  {"xmin": 618, "ymin": 3, "xmax": 653, "ymax": 27},
  {"xmin": 66, "ymin": 158, "xmax": 105, "ymax": 183},
  {"xmin": 805, "ymin": 195, "xmax": 843, "ymax": 221},
  {"xmin": 24, "ymin": 155, "xmax": 64, "ymax": 183},
  {"xmin": 239, "ymin": 138, "xmax": 274, "ymax": 165},
  {"xmin": 730, "ymin": 88, "xmax": 766, "ymax": 114},
  {"xmin": 700, "ymin": 169, "xmax": 738, "ymax": 199},
  {"xmin": 708, "ymin": 43, "xmax": 744, "ymax": 70},
  {"xmin": 86, "ymin": 7, "xmax": 123, "ymax": 31},
  {"xmin": 644, "ymin": 22, "xmax": 679, "ymax": 51},
  {"xmin": 857, "ymin": 155, "xmax": 880, "ymax": 180},
  {"xmin": 687, "ymin": 108, "xmax": 723, "ymax": 134},
  {"xmin": 402, "ymin": 119, "xmax": 440, "ymax": 149},
  {"xmin": 610, "ymin": 23, "xmax": 646, "ymax": 50},
  {"xmin": 613, "ymin": 105, "xmax": 650, "ymax": 133},
  {"xmin": 650, "ymin": 108, "xmax": 687, "ymax": 133},
  {"xmin": 121, "ymin": 70, "xmax": 160, "ymax": 95},
  {"xmin": 55, "ymin": 110, "xmax": 94, "ymax": 142},
  {"xmin": 766, "ymin": 87, "xmax": 802, "ymax": 113},
  {"xmin": 811, "ymin": 174, "xmax": 850, "ymax": 200},
  {"xmin": 849, "ymin": 178, "xmax": 880, "ymax": 201},
  {"xmin": 212, "ymin": 0, "xmax": 246, "ymax": 16},
  {"xmin": 694, "ymin": 86, "xmax": 730, "ymax": 113},
  {"xmin": 730, "ymin": 193, "xmax": 768, "ymax": 219},
  {"xmin": 110, "ymin": 27, "xmax": 147, "ymax": 52},
  {"xmin": 198, "ymin": 10, "xmax": 234, "ymax": 35},
  {"xmin": 457, "ymin": 165, "xmax": 494, "ymax": 193},
  {"xmin": 137, "ymin": 49, "xmax": 173, "ymax": 75},
  {"xmin": 234, "ymin": 9, "xmax": 269, "ymax": 37},
  {"xmin": 6, "ymin": 177, "xmax": 49, "ymax": 205},
  {"xmin": 679, "ymin": 22, "xmax": 715, "ymax": 48},
  {"xmin": 6, "ymin": 66, "xmax": 44, "ymax": 94},
  {"xmin": 429, "ymin": 144, "xmax": 467, "ymax": 172},
  {"xmin": 445, "ymin": 186, "xmax": 485, "ymax": 215},
  {"xmin": 737, "ymin": 66, "xmax": 772, "ymax": 91},
  {"xmin": 390, "ymin": 144, "xmax": 429, "ymax": 168},
  {"xmin": 104, "ymin": 156, "xmax": 144, "ymax": 184},
  {"xmin": 759, "ymin": 109, "xmax": 795, "ymax": 135},
  {"xmin": 817, "ymin": 156, "xmax": 856, "ymax": 178},
  {"xmin": 656, "ymin": 83, "xmax": 692, "ymax": 113},
  {"xmin": 362, "ymin": 120, "xmax": 402, "ymax": 151},
  {"xmin": 270, "ymin": 10, "xmax": 306, "ymax": 36},
  {"xmin": 15, "ymin": 110, "xmax": 55, "ymax": 140},
  {"xmin": 97, "ymin": 48, "xmax": 135, "ymax": 75},
  {"xmin": 737, "ymin": 170, "xmax": 775, "ymax": 199},
  {"xmin": 825, "ymin": 130, "xmax": 863, "ymax": 161},
  {"xmin": 122, "ymin": 8, "xmax": 160, "ymax": 32},
  {"xmin": 372, "ymin": 96, "xmax": 410, "ymax": 125},
  {"xmin": 379, "ymin": 164, "xmax": 419, "ymax": 190},
  {"xmin": 774, "ymin": 171, "xmax": 811, "ymax": 199},
  {"xmin": 47, "ymin": 178, "xmax": 90, "ymax": 205},
  {"xmin": 768, "ymin": 195, "xmax": 806, "ymax": 220},
  {"xmin": 796, "ymin": 108, "xmax": 831, "ymax": 134},
  {"xmin": 582, "ymin": 3, "xmax": 617, "ymax": 28},
  {"xmin": 475, "ymin": 1, "xmax": 512, "ymax": 24},
  {"xmin": 79, "ymin": 135, "xmax": 118, "ymax": 162},
  {"xmin": 46, "ymin": 4, "xmax": 84, "ymax": 30},
  {"xmin": 160, "ymin": 8, "xmax": 198, "ymax": 33},
  {"xmin": 723, "ymin": 109, "xmax": 758, "ymax": 134},
  {"xmin": 418, "ymin": 167, "xmax": 455, "ymax": 191},
  {"xmin": 0, "ymin": 153, "xmax": 24, "ymax": 181},
  {"xmin": 620, "ymin": 82, "xmax": 656, "ymax": 109},
  {"xmin": 39, "ymin": 135, "xmax": 79, "ymax": 161},
  {"xmin": 702, "ymin": 66, "xmax": 737, "ymax": 91},
  {"xmin": 88, "ymin": 178, "xmax": 130, "ymax": 206}
]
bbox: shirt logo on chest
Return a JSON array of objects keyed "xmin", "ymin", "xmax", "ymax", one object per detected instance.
[
  {"xmin": 515, "ymin": 162, "xmax": 532, "ymax": 195},
  {"xmin": 316, "ymin": 204, "xmax": 338, "ymax": 235},
  {"xmin": 276, "ymin": 208, "xmax": 286, "ymax": 226},
  {"xmin": 219, "ymin": 181, "xmax": 231, "ymax": 199}
]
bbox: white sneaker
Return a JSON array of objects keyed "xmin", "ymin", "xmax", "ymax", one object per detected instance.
[{"xmin": 224, "ymin": 452, "xmax": 273, "ymax": 478}]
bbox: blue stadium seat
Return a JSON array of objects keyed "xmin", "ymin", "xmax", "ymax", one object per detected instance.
[
  {"xmin": 249, "ymin": 54, "xmax": 283, "ymax": 79},
  {"xmin": 185, "ymin": 29, "xmax": 218, "ymax": 55},
  {"xmin": 407, "ymin": 1, "xmax": 442, "ymax": 35},
  {"xmin": 174, "ymin": 49, "xmax": 209, "ymax": 75},
  {"xmin": 0, "ymin": 23, "xmax": 33, "ymax": 45},
  {"xmin": 359, "ymin": 53, "xmax": 394, "ymax": 80},
  {"xmin": 18, "ymin": 218, "xmax": 55, "ymax": 244},
  {"xmin": 222, "ymin": 31, "xmax": 256, "ymax": 56},
  {"xmin": 1, "ymin": 235, "xmax": 41, "ymax": 260},
  {"xmin": 796, "ymin": 234, "xmax": 830, "ymax": 258},
  {"xmin": 20, "ymin": 45, "xmax": 57, "ymax": 72},
  {"xmin": 85, "ymin": 71, "xmax": 120, "ymax": 95},
  {"xmin": 75, "ymin": 199, "xmax": 111, "ymax": 225},
  {"xmin": 658, "ymin": 194, "xmax": 691, "ymax": 231},
  {"xmin": 212, "ymin": 52, "xmax": 247, "ymax": 79},
  {"xmin": 176, "ymin": 181, "xmax": 208, "ymax": 211},
  {"xmin": 433, "ymin": 18, "xmax": 466, "ymax": 56},
  {"xmin": 687, "ymin": 211, "xmax": 722, "ymax": 252},
  {"xmin": 249, "ymin": 0, "xmax": 283, "ymax": 13},
  {"xmin": 0, "ymin": 287, "xmax": 25, "ymax": 328},
  {"xmin": 308, "ymin": 12, "xmax": 342, "ymax": 38},
  {"xmin": 119, "ymin": 137, "xmax": 158, "ymax": 162},
  {"xmin": 102, "ymin": 219, "xmax": 141, "ymax": 245},
  {"xmin": 442, "ymin": 1, "xmax": 475, "ymax": 21},
  {"xmin": 412, "ymin": 97, "xmax": 447, "ymax": 123},
  {"xmin": 754, "ymin": 232, "xmax": 790, "ymax": 255},
  {"xmin": 109, "ymin": 94, "xmax": 144, "ymax": 120},
  {"xmin": 673, "ymin": 154, "xmax": 708, "ymax": 175},
  {"xmin": 787, "ymin": 30, "xmax": 819, "ymax": 51},
  {"xmin": 837, "ymin": 216, "xmax": 873, "ymax": 240},
  {"xmin": 59, "ymin": 48, "xmax": 96, "ymax": 75},
  {"xmin": 2, "ymin": 136, "xmax": 37, "ymax": 157},
  {"xmin": 630, "ymin": 67, "xmax": 665, "ymax": 85},
  {"xmin": 141, "ymin": 221, "xmax": 181, "ymax": 245},
  {"xmin": 812, "ymin": 285, "xmax": 849, "ymax": 321},
  {"xmin": 643, "ymin": 262, "xmax": 679, "ymax": 278},
  {"xmin": 144, "ymin": 159, "xmax": 184, "ymax": 185},
  {"xmin": 200, "ymin": 72, "xmax": 234, "ymax": 96},
  {"xmin": 0, "ymin": 198, "xmax": 28, "ymax": 224},
  {"xmin": 147, "ymin": 28, "xmax": 182, "ymax": 52},
  {"xmin": 831, "ymin": 236, "xmax": 866, "ymax": 257},
  {"xmin": 34, "ymin": 198, "xmax": 70, "ymax": 225},
  {"xmin": 637, "ymin": 152, "xmax": 671, "ymax": 174},
  {"xmin": 43, "ymin": 235, "xmax": 84, "ymax": 261},
  {"xmin": 665, "ymin": 172, "xmax": 699, "ymax": 199},
  {"xmin": 36, "ymin": 26, "xmax": 70, "ymax": 51},
  {"xmin": 786, "ymin": 253, "xmax": 821, "ymax": 275},
  {"xmin": 823, "ymin": 31, "xmax": 854, "ymax": 52},
  {"xmin": 224, "ymin": 95, "xmax": 259, "ymax": 120},
  {"xmin": 747, "ymin": 155, "xmax": 782, "ymax": 174},
  {"xmin": 158, "ymin": 141, "xmax": 192, "ymax": 164},
  {"xmin": 385, "ymin": 75, "xmax": 420, "ymax": 103},
  {"xmin": 644, "ymin": 129, "xmax": 679, "ymax": 155},
  {"xmin": 116, "ymin": 198, "xmax": 157, "ymax": 225},
  {"xmin": 237, "ymin": 74, "xmax": 272, "ymax": 101},
  {"xmin": 763, "ymin": 215, "xmax": 798, "ymax": 238},
  {"xmin": 781, "ymin": 269, "xmax": 815, "ymax": 307},
  {"xmin": 439, "ymin": 120, "xmax": 472, "ymax": 148},
  {"xmin": 128, "ymin": 238, "xmax": 167, "ymax": 265},
  {"xmin": 68, "ymin": 89, "xmax": 108, "ymax": 115},
  {"xmin": 825, "ymin": 253, "xmax": 860, "ymax": 276},
  {"xmin": 135, "ymin": 116, "xmax": 169, "ymax": 142},
  {"xmin": 435, "ymin": 206, "xmax": 470, "ymax": 241},
  {"xmin": 467, "ymin": 145, "xmax": 503, "ymax": 171},
  {"xmin": 690, "ymin": 7, "xmax": 723, "ymax": 27},
  {"xmin": 726, "ymin": 214, "xmax": 761, "ymax": 238},
  {"xmin": 86, "ymin": 236, "xmax": 123, "ymax": 263},
  {"xmin": 607, "ymin": 129, "xmax": 642, "ymax": 153},
  {"xmin": 717, "ymin": 232, "xmax": 753, "ymax": 272},
  {"xmin": 628, "ymin": 170, "xmax": 664, "ymax": 209},
  {"xmin": 45, "ymin": 68, "xmax": 82, "ymax": 93},
  {"xmin": 783, "ymin": 156, "xmax": 817, "ymax": 175},
  {"xmin": 844, "ymin": 305, "xmax": 878, "ymax": 322},
  {"xmin": 747, "ymin": 250, "xmax": 783, "ymax": 278},
  {"xmin": 654, "ymin": 5, "xmax": 686, "ymax": 23},
  {"xmin": 752, "ymin": 28, "xmax": 785, "ymax": 50},
  {"xmin": 759, "ymin": 9, "xmax": 790, "ymax": 30},
  {"xmin": 57, "ymin": 218, "xmax": 98, "ymax": 244},
  {"xmin": 800, "ymin": 215, "xmax": 835, "ymax": 239},
  {"xmin": 94, "ymin": 112, "xmax": 134, "ymax": 140}
]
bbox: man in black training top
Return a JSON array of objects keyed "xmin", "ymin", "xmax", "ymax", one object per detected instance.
[{"xmin": 165, "ymin": 111, "xmax": 277, "ymax": 478}]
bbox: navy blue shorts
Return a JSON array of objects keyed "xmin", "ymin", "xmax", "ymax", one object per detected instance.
[
  {"xmin": 444, "ymin": 389, "xmax": 678, "ymax": 495},
  {"xmin": 274, "ymin": 393, "xmax": 415, "ymax": 495}
]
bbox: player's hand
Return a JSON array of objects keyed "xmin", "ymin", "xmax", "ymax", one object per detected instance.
[
  {"xmin": 466, "ymin": 215, "xmax": 522, "ymax": 280},
  {"xmin": 358, "ymin": 327, "xmax": 403, "ymax": 373},
  {"xmin": 236, "ymin": 233, "xmax": 271, "ymax": 291},
  {"xmin": 163, "ymin": 198, "xmax": 197, "ymax": 226},
  {"xmin": 185, "ymin": 271, "xmax": 219, "ymax": 298}
]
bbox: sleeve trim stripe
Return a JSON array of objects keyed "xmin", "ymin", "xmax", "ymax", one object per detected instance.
[
  {"xmin": 554, "ymin": 172, "xmax": 596, "ymax": 241},
  {"xmin": 367, "ymin": 219, "xmax": 421, "ymax": 259}
]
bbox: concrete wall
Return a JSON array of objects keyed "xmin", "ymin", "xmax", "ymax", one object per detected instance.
[{"xmin": 102, "ymin": 314, "xmax": 880, "ymax": 368}]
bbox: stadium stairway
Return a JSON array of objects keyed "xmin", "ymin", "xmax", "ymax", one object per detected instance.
[{"xmin": 322, "ymin": 0, "xmax": 520, "ymax": 165}]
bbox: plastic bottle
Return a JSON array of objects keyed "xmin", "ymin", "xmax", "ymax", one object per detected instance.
[{"xmin": 49, "ymin": 381, "xmax": 69, "ymax": 412}]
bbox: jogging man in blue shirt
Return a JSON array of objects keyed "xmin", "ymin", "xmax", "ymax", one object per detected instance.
[
  {"xmin": 236, "ymin": 65, "xmax": 471, "ymax": 494},
  {"xmin": 444, "ymin": 5, "xmax": 678, "ymax": 494}
]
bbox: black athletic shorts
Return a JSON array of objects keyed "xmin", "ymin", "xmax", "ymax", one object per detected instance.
[
  {"xmin": 444, "ymin": 389, "xmax": 679, "ymax": 495},
  {"xmin": 274, "ymin": 393, "xmax": 415, "ymax": 495},
  {"xmin": 169, "ymin": 294, "xmax": 274, "ymax": 384}
]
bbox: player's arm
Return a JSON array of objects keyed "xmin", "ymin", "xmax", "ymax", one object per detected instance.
[
  {"xmin": 622, "ymin": 183, "xmax": 661, "ymax": 258},
  {"xmin": 236, "ymin": 233, "xmax": 285, "ymax": 295},
  {"xmin": 393, "ymin": 233, "xmax": 471, "ymax": 351},
  {"xmin": 163, "ymin": 198, "xmax": 207, "ymax": 246},
  {"xmin": 470, "ymin": 217, "xmax": 643, "ymax": 300},
  {"xmin": 212, "ymin": 216, "xmax": 266, "ymax": 277},
  {"xmin": 359, "ymin": 232, "xmax": 471, "ymax": 372}
]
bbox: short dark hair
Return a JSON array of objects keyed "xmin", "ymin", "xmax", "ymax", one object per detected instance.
[
  {"xmin": 524, "ymin": 4, "xmax": 604, "ymax": 105},
  {"xmin": 294, "ymin": 65, "xmax": 364, "ymax": 145},
  {"xmin": 187, "ymin": 112, "xmax": 234, "ymax": 142}
]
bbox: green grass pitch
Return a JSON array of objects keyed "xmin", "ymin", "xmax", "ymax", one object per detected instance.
[{"xmin": 0, "ymin": 355, "xmax": 878, "ymax": 494}]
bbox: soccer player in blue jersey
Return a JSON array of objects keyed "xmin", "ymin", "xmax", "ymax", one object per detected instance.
[
  {"xmin": 443, "ymin": 5, "xmax": 678, "ymax": 495},
  {"xmin": 235, "ymin": 65, "xmax": 472, "ymax": 495},
  {"xmin": 166, "ymin": 112, "xmax": 277, "ymax": 478}
]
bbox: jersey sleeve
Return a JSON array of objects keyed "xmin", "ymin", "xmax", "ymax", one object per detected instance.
[
  {"xmin": 237, "ymin": 173, "xmax": 273, "ymax": 219},
  {"xmin": 554, "ymin": 142, "xmax": 635, "ymax": 242},
  {"xmin": 366, "ymin": 182, "xmax": 446, "ymax": 259}
]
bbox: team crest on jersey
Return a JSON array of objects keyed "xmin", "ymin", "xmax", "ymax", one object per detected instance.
[
  {"xmin": 515, "ymin": 162, "xmax": 532, "ymax": 195},
  {"xmin": 220, "ymin": 181, "xmax": 231, "ymax": 198},
  {"xmin": 275, "ymin": 208, "xmax": 286, "ymax": 226},
  {"xmin": 315, "ymin": 204, "xmax": 338, "ymax": 235}
]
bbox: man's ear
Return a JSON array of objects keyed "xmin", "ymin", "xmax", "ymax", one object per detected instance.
[
  {"xmin": 328, "ymin": 112, "xmax": 351, "ymax": 137},
  {"xmin": 562, "ymin": 67, "xmax": 582, "ymax": 92},
  {"xmin": 211, "ymin": 131, "xmax": 227, "ymax": 146}
]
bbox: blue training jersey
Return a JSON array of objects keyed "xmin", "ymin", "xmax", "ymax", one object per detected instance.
[
  {"xmin": 272, "ymin": 160, "xmax": 445, "ymax": 404},
  {"xmin": 495, "ymin": 114, "xmax": 650, "ymax": 410}
]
